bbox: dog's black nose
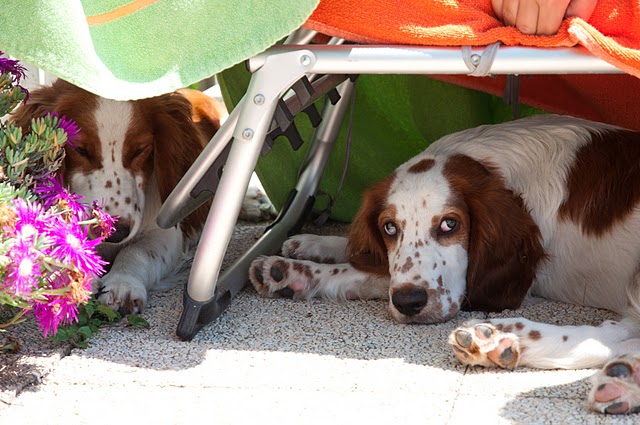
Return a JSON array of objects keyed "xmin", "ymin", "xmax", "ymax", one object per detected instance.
[
  {"xmin": 105, "ymin": 223, "xmax": 131, "ymax": 243},
  {"xmin": 391, "ymin": 286, "xmax": 428, "ymax": 317}
]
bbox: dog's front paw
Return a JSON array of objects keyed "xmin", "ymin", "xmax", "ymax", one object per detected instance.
[
  {"xmin": 589, "ymin": 355, "xmax": 640, "ymax": 414},
  {"xmin": 239, "ymin": 184, "xmax": 277, "ymax": 222},
  {"xmin": 449, "ymin": 321, "xmax": 521, "ymax": 369},
  {"xmin": 249, "ymin": 256, "xmax": 317, "ymax": 299},
  {"xmin": 96, "ymin": 275, "xmax": 148, "ymax": 315},
  {"xmin": 282, "ymin": 234, "xmax": 347, "ymax": 263}
]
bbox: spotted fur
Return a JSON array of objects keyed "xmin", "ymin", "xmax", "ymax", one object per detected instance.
[
  {"xmin": 10, "ymin": 79, "xmax": 227, "ymax": 313},
  {"xmin": 249, "ymin": 115, "xmax": 640, "ymax": 414}
]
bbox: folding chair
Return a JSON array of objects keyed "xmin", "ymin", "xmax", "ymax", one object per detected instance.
[{"xmin": 157, "ymin": 26, "xmax": 627, "ymax": 340}]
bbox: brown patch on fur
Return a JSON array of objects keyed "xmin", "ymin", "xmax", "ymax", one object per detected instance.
[
  {"xmin": 558, "ymin": 129, "xmax": 640, "ymax": 237},
  {"xmin": 528, "ymin": 330, "xmax": 542, "ymax": 340},
  {"xmin": 400, "ymin": 256, "xmax": 414, "ymax": 273},
  {"xmin": 347, "ymin": 173, "xmax": 397, "ymax": 276},
  {"xmin": 306, "ymin": 256, "xmax": 336, "ymax": 264},
  {"xmin": 443, "ymin": 154, "xmax": 545, "ymax": 312},
  {"xmin": 562, "ymin": 335, "xmax": 568, "ymax": 342},
  {"xmin": 515, "ymin": 322, "xmax": 524, "ymax": 331},
  {"xmin": 408, "ymin": 158, "xmax": 435, "ymax": 174},
  {"xmin": 288, "ymin": 240, "xmax": 301, "ymax": 255},
  {"xmin": 292, "ymin": 262, "xmax": 314, "ymax": 280}
]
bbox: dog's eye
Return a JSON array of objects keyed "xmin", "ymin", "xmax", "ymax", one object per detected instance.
[
  {"xmin": 131, "ymin": 146, "xmax": 149, "ymax": 159},
  {"xmin": 75, "ymin": 146, "xmax": 90, "ymax": 158},
  {"xmin": 440, "ymin": 219, "xmax": 457, "ymax": 233},
  {"xmin": 73, "ymin": 146, "xmax": 92, "ymax": 159},
  {"xmin": 383, "ymin": 221, "xmax": 397, "ymax": 236}
]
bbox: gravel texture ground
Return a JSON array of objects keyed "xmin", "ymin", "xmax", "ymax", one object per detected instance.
[{"xmin": 0, "ymin": 221, "xmax": 635, "ymax": 424}]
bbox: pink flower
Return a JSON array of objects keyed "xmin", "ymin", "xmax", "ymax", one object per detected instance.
[
  {"xmin": 56, "ymin": 115, "xmax": 80, "ymax": 147},
  {"xmin": 11, "ymin": 198, "xmax": 49, "ymax": 241},
  {"xmin": 34, "ymin": 175, "xmax": 88, "ymax": 220},
  {"xmin": 90, "ymin": 200, "xmax": 117, "ymax": 240},
  {"xmin": 0, "ymin": 51, "xmax": 26, "ymax": 83},
  {"xmin": 3, "ymin": 239, "xmax": 42, "ymax": 297},
  {"xmin": 33, "ymin": 296, "xmax": 79, "ymax": 337},
  {"xmin": 48, "ymin": 219, "xmax": 107, "ymax": 277}
]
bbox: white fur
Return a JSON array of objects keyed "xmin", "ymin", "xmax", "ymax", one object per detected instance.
[{"xmin": 250, "ymin": 115, "xmax": 640, "ymax": 413}]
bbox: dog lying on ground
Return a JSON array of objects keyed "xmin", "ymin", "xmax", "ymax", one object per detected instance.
[
  {"xmin": 249, "ymin": 114, "xmax": 640, "ymax": 414},
  {"xmin": 11, "ymin": 79, "xmax": 274, "ymax": 315}
]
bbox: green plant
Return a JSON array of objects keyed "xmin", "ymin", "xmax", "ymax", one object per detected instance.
[{"xmin": 50, "ymin": 297, "xmax": 149, "ymax": 348}]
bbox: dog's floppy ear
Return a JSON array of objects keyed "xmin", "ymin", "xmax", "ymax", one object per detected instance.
[
  {"xmin": 443, "ymin": 154, "xmax": 545, "ymax": 312},
  {"xmin": 145, "ymin": 91, "xmax": 221, "ymax": 235},
  {"xmin": 347, "ymin": 173, "xmax": 396, "ymax": 276},
  {"xmin": 9, "ymin": 81, "xmax": 61, "ymax": 129}
]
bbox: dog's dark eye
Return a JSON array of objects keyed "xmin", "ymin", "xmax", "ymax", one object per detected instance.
[
  {"xmin": 131, "ymin": 146, "xmax": 148, "ymax": 159},
  {"xmin": 383, "ymin": 221, "xmax": 397, "ymax": 236},
  {"xmin": 440, "ymin": 219, "xmax": 457, "ymax": 233},
  {"xmin": 74, "ymin": 146, "xmax": 91, "ymax": 158}
]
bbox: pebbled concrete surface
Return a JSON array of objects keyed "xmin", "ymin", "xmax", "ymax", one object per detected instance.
[{"xmin": 0, "ymin": 221, "xmax": 636, "ymax": 424}]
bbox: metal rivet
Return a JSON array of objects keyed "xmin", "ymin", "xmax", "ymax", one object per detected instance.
[
  {"xmin": 300, "ymin": 55, "xmax": 311, "ymax": 66},
  {"xmin": 471, "ymin": 54, "xmax": 481, "ymax": 66},
  {"xmin": 242, "ymin": 128, "xmax": 254, "ymax": 140},
  {"xmin": 253, "ymin": 94, "xmax": 265, "ymax": 105}
]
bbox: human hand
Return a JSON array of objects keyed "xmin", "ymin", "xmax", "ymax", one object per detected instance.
[{"xmin": 491, "ymin": 0, "xmax": 598, "ymax": 35}]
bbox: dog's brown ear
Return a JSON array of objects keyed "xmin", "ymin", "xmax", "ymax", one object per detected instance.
[
  {"xmin": 347, "ymin": 174, "xmax": 396, "ymax": 276},
  {"xmin": 146, "ymin": 91, "xmax": 222, "ymax": 235},
  {"xmin": 9, "ymin": 82, "xmax": 61, "ymax": 129},
  {"xmin": 443, "ymin": 154, "xmax": 545, "ymax": 312}
]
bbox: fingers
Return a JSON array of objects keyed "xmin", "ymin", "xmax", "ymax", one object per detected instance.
[
  {"xmin": 565, "ymin": 0, "xmax": 598, "ymax": 21},
  {"xmin": 492, "ymin": 0, "xmax": 579, "ymax": 35},
  {"xmin": 535, "ymin": 0, "xmax": 567, "ymax": 35}
]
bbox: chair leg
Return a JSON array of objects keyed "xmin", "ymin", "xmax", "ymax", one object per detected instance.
[
  {"xmin": 176, "ymin": 78, "xmax": 355, "ymax": 340},
  {"xmin": 175, "ymin": 49, "xmax": 353, "ymax": 340}
]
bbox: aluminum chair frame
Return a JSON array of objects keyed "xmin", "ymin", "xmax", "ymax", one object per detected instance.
[{"xmin": 157, "ymin": 30, "xmax": 622, "ymax": 341}]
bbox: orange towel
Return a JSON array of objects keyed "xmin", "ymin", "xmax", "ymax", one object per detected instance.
[{"xmin": 305, "ymin": 0, "xmax": 640, "ymax": 131}]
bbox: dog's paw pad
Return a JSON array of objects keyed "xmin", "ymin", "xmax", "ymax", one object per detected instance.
[
  {"xmin": 248, "ymin": 256, "xmax": 313, "ymax": 299},
  {"xmin": 449, "ymin": 322, "xmax": 520, "ymax": 369},
  {"xmin": 589, "ymin": 357, "xmax": 640, "ymax": 414}
]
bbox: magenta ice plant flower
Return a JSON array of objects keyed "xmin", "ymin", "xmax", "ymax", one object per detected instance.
[
  {"xmin": 33, "ymin": 296, "xmax": 80, "ymax": 338},
  {"xmin": 3, "ymin": 239, "xmax": 42, "ymax": 297},
  {"xmin": 35, "ymin": 175, "xmax": 88, "ymax": 220},
  {"xmin": 1, "ymin": 56, "xmax": 118, "ymax": 337},
  {"xmin": 0, "ymin": 51, "xmax": 26, "ymax": 83},
  {"xmin": 90, "ymin": 200, "xmax": 117, "ymax": 240},
  {"xmin": 48, "ymin": 218, "xmax": 107, "ymax": 278}
]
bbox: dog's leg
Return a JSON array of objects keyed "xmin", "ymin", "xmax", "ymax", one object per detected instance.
[
  {"xmin": 449, "ymin": 317, "xmax": 640, "ymax": 370},
  {"xmin": 96, "ymin": 227, "xmax": 185, "ymax": 314},
  {"xmin": 281, "ymin": 234, "xmax": 349, "ymax": 263},
  {"xmin": 249, "ymin": 256, "xmax": 388, "ymax": 301}
]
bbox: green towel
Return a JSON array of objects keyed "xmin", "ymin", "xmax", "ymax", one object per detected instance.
[{"xmin": 0, "ymin": 0, "xmax": 320, "ymax": 100}]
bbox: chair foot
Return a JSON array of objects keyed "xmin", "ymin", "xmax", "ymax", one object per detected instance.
[{"xmin": 176, "ymin": 286, "xmax": 232, "ymax": 341}]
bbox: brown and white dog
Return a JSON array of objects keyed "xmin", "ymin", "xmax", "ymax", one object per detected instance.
[
  {"xmin": 249, "ymin": 115, "xmax": 640, "ymax": 414},
  {"xmin": 11, "ymin": 79, "xmax": 269, "ymax": 315}
]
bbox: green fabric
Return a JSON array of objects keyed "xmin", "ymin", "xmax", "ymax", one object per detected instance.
[
  {"xmin": 219, "ymin": 65, "xmax": 544, "ymax": 222},
  {"xmin": 0, "ymin": 0, "xmax": 320, "ymax": 100}
]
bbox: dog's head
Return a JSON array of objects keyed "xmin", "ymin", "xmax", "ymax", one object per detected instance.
[
  {"xmin": 347, "ymin": 153, "xmax": 545, "ymax": 324},
  {"xmin": 11, "ymin": 80, "xmax": 222, "ymax": 245}
]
